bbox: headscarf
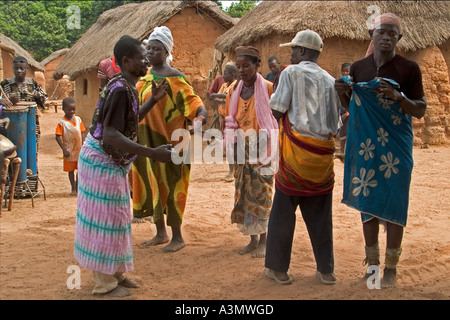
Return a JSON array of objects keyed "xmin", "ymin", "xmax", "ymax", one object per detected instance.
[
  {"xmin": 145, "ymin": 26, "xmax": 174, "ymax": 65},
  {"xmin": 365, "ymin": 13, "xmax": 402, "ymax": 57},
  {"xmin": 235, "ymin": 45, "xmax": 260, "ymax": 58}
]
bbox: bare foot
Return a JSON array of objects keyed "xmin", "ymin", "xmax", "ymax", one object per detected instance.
[
  {"xmin": 105, "ymin": 286, "xmax": 132, "ymax": 298},
  {"xmin": 251, "ymin": 242, "xmax": 266, "ymax": 258},
  {"xmin": 239, "ymin": 241, "xmax": 258, "ymax": 255},
  {"xmin": 118, "ymin": 277, "xmax": 141, "ymax": 288},
  {"xmin": 223, "ymin": 172, "xmax": 234, "ymax": 182},
  {"xmin": 132, "ymin": 217, "xmax": 146, "ymax": 223},
  {"xmin": 162, "ymin": 239, "xmax": 186, "ymax": 252},
  {"xmin": 139, "ymin": 234, "xmax": 170, "ymax": 248}
]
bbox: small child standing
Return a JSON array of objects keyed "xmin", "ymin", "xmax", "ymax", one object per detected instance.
[
  {"xmin": 55, "ymin": 97, "xmax": 86, "ymax": 194},
  {"xmin": 335, "ymin": 62, "xmax": 351, "ymax": 161}
]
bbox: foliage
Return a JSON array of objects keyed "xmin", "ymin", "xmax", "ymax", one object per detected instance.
[
  {"xmin": 224, "ymin": 0, "xmax": 258, "ymax": 18},
  {"xmin": 0, "ymin": 0, "xmax": 256, "ymax": 62}
]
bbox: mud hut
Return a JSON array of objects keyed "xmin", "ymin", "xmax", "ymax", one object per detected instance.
[
  {"xmin": 0, "ymin": 33, "xmax": 45, "ymax": 87},
  {"xmin": 41, "ymin": 48, "xmax": 73, "ymax": 100},
  {"xmin": 53, "ymin": 0, "xmax": 236, "ymax": 127},
  {"xmin": 215, "ymin": 1, "xmax": 450, "ymax": 145}
]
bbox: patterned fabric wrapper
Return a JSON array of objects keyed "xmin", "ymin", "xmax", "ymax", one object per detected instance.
[
  {"xmin": 342, "ymin": 77, "xmax": 413, "ymax": 227},
  {"xmin": 74, "ymin": 134, "xmax": 134, "ymax": 275},
  {"xmin": 132, "ymin": 70, "xmax": 203, "ymax": 225},
  {"xmin": 275, "ymin": 115, "xmax": 335, "ymax": 197}
]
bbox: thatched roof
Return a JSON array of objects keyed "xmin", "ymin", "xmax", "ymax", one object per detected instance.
[
  {"xmin": 215, "ymin": 1, "xmax": 450, "ymax": 54},
  {"xmin": 41, "ymin": 48, "xmax": 70, "ymax": 66},
  {"xmin": 0, "ymin": 33, "xmax": 45, "ymax": 72},
  {"xmin": 54, "ymin": 0, "xmax": 236, "ymax": 81}
]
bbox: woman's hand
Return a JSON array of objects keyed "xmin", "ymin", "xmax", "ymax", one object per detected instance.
[
  {"xmin": 193, "ymin": 106, "xmax": 208, "ymax": 125},
  {"xmin": 218, "ymin": 114, "xmax": 225, "ymax": 132},
  {"xmin": 151, "ymin": 79, "xmax": 168, "ymax": 101}
]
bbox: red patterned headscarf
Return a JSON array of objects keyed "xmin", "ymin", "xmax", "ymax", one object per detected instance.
[{"xmin": 366, "ymin": 13, "xmax": 402, "ymax": 57}]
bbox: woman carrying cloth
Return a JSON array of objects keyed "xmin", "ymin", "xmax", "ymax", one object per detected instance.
[
  {"xmin": 132, "ymin": 26, "xmax": 207, "ymax": 252},
  {"xmin": 224, "ymin": 46, "xmax": 278, "ymax": 258}
]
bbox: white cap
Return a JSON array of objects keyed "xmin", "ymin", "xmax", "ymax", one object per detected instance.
[{"xmin": 280, "ymin": 29, "xmax": 323, "ymax": 52}]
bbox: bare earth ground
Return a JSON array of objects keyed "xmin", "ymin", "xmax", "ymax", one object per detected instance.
[{"xmin": 0, "ymin": 107, "xmax": 449, "ymax": 301}]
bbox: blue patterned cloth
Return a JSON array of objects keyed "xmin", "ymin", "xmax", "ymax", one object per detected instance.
[{"xmin": 342, "ymin": 77, "xmax": 413, "ymax": 227}]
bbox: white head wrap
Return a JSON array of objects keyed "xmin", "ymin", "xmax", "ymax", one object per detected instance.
[{"xmin": 144, "ymin": 26, "xmax": 174, "ymax": 65}]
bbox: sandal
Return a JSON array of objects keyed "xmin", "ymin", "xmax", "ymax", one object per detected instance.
[
  {"xmin": 264, "ymin": 268, "xmax": 293, "ymax": 285},
  {"xmin": 316, "ymin": 271, "xmax": 336, "ymax": 285}
]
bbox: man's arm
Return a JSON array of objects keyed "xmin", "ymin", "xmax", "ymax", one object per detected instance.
[
  {"xmin": 272, "ymin": 109, "xmax": 285, "ymax": 122},
  {"xmin": 397, "ymin": 96, "xmax": 427, "ymax": 119},
  {"xmin": 138, "ymin": 79, "xmax": 168, "ymax": 121},
  {"xmin": 334, "ymin": 78, "xmax": 352, "ymax": 110},
  {"xmin": 269, "ymin": 67, "xmax": 291, "ymax": 121}
]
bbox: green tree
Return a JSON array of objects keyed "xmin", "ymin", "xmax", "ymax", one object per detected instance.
[
  {"xmin": 0, "ymin": 0, "xmax": 110, "ymax": 61},
  {"xmin": 225, "ymin": 0, "xmax": 258, "ymax": 18},
  {"xmin": 0, "ymin": 0, "xmax": 233, "ymax": 62},
  {"xmin": 0, "ymin": 1, "xmax": 71, "ymax": 61},
  {"xmin": 211, "ymin": 0, "xmax": 223, "ymax": 10}
]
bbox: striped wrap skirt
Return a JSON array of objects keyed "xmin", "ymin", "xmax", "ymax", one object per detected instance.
[{"xmin": 74, "ymin": 134, "xmax": 134, "ymax": 275}]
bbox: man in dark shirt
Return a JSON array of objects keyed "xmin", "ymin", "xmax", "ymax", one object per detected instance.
[
  {"xmin": 265, "ymin": 56, "xmax": 282, "ymax": 82},
  {"xmin": 335, "ymin": 13, "xmax": 426, "ymax": 288}
]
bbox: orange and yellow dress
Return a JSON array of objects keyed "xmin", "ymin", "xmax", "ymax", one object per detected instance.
[{"xmin": 132, "ymin": 69, "xmax": 203, "ymax": 226}]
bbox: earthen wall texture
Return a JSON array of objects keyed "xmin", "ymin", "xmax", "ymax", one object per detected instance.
[
  {"xmin": 74, "ymin": 72, "xmax": 99, "ymax": 129},
  {"xmin": 240, "ymin": 35, "xmax": 450, "ymax": 145},
  {"xmin": 165, "ymin": 7, "xmax": 227, "ymax": 101}
]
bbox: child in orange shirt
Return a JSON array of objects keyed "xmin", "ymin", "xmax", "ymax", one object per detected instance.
[{"xmin": 55, "ymin": 97, "xmax": 86, "ymax": 194}]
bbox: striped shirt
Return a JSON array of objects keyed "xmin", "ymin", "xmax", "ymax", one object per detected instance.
[{"xmin": 269, "ymin": 61, "xmax": 341, "ymax": 140}]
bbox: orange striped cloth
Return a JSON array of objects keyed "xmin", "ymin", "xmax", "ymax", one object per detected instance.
[{"xmin": 276, "ymin": 116, "xmax": 336, "ymax": 197}]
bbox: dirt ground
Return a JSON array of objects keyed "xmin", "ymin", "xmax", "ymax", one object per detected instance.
[{"xmin": 0, "ymin": 106, "xmax": 449, "ymax": 301}]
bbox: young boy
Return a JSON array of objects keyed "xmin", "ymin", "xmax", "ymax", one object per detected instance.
[
  {"xmin": 335, "ymin": 62, "xmax": 352, "ymax": 161},
  {"xmin": 55, "ymin": 97, "xmax": 86, "ymax": 194}
]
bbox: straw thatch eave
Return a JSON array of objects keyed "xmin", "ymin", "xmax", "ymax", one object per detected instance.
[
  {"xmin": 215, "ymin": 1, "xmax": 450, "ymax": 54},
  {"xmin": 53, "ymin": 0, "xmax": 236, "ymax": 81},
  {"xmin": 41, "ymin": 48, "xmax": 70, "ymax": 66},
  {"xmin": 0, "ymin": 33, "xmax": 45, "ymax": 72}
]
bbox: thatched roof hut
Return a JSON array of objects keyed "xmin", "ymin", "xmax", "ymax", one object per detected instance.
[
  {"xmin": 214, "ymin": 0, "xmax": 450, "ymax": 146},
  {"xmin": 215, "ymin": 1, "xmax": 450, "ymax": 54},
  {"xmin": 41, "ymin": 48, "xmax": 70, "ymax": 67},
  {"xmin": 0, "ymin": 33, "xmax": 45, "ymax": 81},
  {"xmin": 53, "ymin": 0, "xmax": 237, "ymax": 128},
  {"xmin": 54, "ymin": 0, "xmax": 235, "ymax": 81}
]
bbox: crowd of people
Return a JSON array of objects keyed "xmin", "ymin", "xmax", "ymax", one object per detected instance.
[{"xmin": 0, "ymin": 12, "xmax": 427, "ymax": 297}]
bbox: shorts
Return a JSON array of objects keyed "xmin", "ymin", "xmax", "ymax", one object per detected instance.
[{"xmin": 63, "ymin": 159, "xmax": 78, "ymax": 172}]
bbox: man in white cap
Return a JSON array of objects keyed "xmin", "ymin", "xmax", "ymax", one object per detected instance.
[{"xmin": 264, "ymin": 30, "xmax": 341, "ymax": 285}]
